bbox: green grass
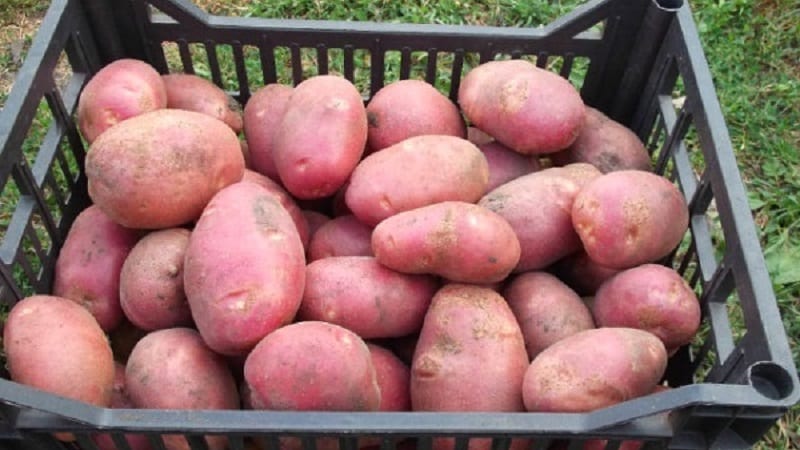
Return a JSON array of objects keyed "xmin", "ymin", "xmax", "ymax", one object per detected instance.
[{"xmin": 1, "ymin": 0, "xmax": 798, "ymax": 448}]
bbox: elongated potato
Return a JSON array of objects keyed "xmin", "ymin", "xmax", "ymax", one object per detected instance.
[
  {"xmin": 184, "ymin": 182, "xmax": 306, "ymax": 356},
  {"xmin": 241, "ymin": 169, "xmax": 311, "ymax": 249},
  {"xmin": 244, "ymin": 84, "xmax": 293, "ymax": 181},
  {"xmin": 346, "ymin": 135, "xmax": 489, "ymax": 226},
  {"xmin": 162, "ymin": 73, "xmax": 243, "ymax": 133},
  {"xmin": 372, "ymin": 201, "xmax": 520, "ymax": 283}
]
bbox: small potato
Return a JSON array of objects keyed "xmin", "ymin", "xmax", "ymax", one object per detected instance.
[
  {"xmin": 119, "ymin": 228, "xmax": 193, "ymax": 331},
  {"xmin": 550, "ymin": 107, "xmax": 651, "ymax": 173},
  {"xmin": 244, "ymin": 321, "xmax": 381, "ymax": 411},
  {"xmin": 346, "ymin": 135, "xmax": 489, "ymax": 226},
  {"xmin": 550, "ymin": 250, "xmax": 621, "ymax": 296},
  {"xmin": 299, "ymin": 256, "xmax": 438, "ymax": 338},
  {"xmin": 459, "ymin": 60, "xmax": 585, "ymax": 155},
  {"xmin": 53, "ymin": 205, "xmax": 141, "ymax": 332},
  {"xmin": 78, "ymin": 59, "xmax": 166, "ymax": 143},
  {"xmin": 307, "ymin": 215, "xmax": 373, "ymax": 261},
  {"xmin": 592, "ymin": 264, "xmax": 701, "ymax": 354},
  {"xmin": 184, "ymin": 182, "xmax": 306, "ymax": 356},
  {"xmin": 522, "ymin": 327, "xmax": 667, "ymax": 412},
  {"xmin": 108, "ymin": 318, "xmax": 149, "ymax": 363},
  {"xmin": 503, "ymin": 272, "xmax": 595, "ymax": 359},
  {"xmin": 241, "ymin": 169, "xmax": 311, "ymax": 249},
  {"xmin": 479, "ymin": 141, "xmax": 541, "ymax": 191},
  {"xmin": 467, "ymin": 127, "xmax": 494, "ymax": 146},
  {"xmin": 366, "ymin": 79, "xmax": 465, "ymax": 152},
  {"xmin": 572, "ymin": 170, "xmax": 689, "ymax": 269},
  {"xmin": 162, "ymin": 73, "xmax": 243, "ymax": 133},
  {"xmin": 86, "ymin": 109, "xmax": 245, "ymax": 229},
  {"xmin": 244, "ymin": 84, "xmax": 293, "ymax": 181},
  {"xmin": 303, "ymin": 210, "xmax": 331, "ymax": 238},
  {"xmin": 372, "ymin": 201, "xmax": 520, "ymax": 284},
  {"xmin": 273, "ymin": 75, "xmax": 367, "ymax": 199},
  {"xmin": 367, "ymin": 343, "xmax": 411, "ymax": 411},
  {"xmin": 93, "ymin": 363, "xmax": 153, "ymax": 450}
]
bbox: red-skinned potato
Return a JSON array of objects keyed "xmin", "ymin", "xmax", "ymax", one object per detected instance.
[
  {"xmin": 550, "ymin": 250, "xmax": 621, "ymax": 296},
  {"xmin": 479, "ymin": 141, "xmax": 541, "ymax": 191},
  {"xmin": 467, "ymin": 127, "xmax": 494, "ymax": 146},
  {"xmin": 459, "ymin": 60, "xmax": 586, "ymax": 155},
  {"xmin": 244, "ymin": 84, "xmax": 293, "ymax": 181},
  {"xmin": 367, "ymin": 343, "xmax": 411, "ymax": 411},
  {"xmin": 77, "ymin": 58, "xmax": 166, "ymax": 143},
  {"xmin": 86, "ymin": 109, "xmax": 245, "ymax": 229},
  {"xmin": 241, "ymin": 169, "xmax": 311, "ymax": 249},
  {"xmin": 303, "ymin": 210, "xmax": 331, "ymax": 238},
  {"xmin": 53, "ymin": 205, "xmax": 141, "ymax": 332},
  {"xmin": 162, "ymin": 73, "xmax": 243, "ymax": 133},
  {"xmin": 273, "ymin": 75, "xmax": 367, "ymax": 199},
  {"xmin": 572, "ymin": 170, "xmax": 689, "ymax": 269},
  {"xmin": 307, "ymin": 215, "xmax": 373, "ymax": 261},
  {"xmin": 184, "ymin": 182, "xmax": 306, "ymax": 356},
  {"xmin": 93, "ymin": 363, "xmax": 153, "ymax": 450}
]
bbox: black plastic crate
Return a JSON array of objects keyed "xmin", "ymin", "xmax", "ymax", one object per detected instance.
[{"xmin": 0, "ymin": 0, "xmax": 797, "ymax": 449}]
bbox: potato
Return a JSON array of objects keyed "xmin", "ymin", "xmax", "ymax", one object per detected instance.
[
  {"xmin": 242, "ymin": 169, "xmax": 311, "ymax": 249},
  {"xmin": 126, "ymin": 328, "xmax": 239, "ymax": 450},
  {"xmin": 78, "ymin": 58, "xmax": 166, "ymax": 143},
  {"xmin": 298, "ymin": 256, "xmax": 438, "ymax": 338},
  {"xmin": 108, "ymin": 318, "xmax": 149, "ymax": 363},
  {"xmin": 53, "ymin": 205, "xmax": 141, "ymax": 332},
  {"xmin": 411, "ymin": 284, "xmax": 529, "ymax": 450},
  {"xmin": 184, "ymin": 182, "xmax": 306, "ymax": 356},
  {"xmin": 303, "ymin": 210, "xmax": 331, "ymax": 238},
  {"xmin": 307, "ymin": 214, "xmax": 373, "ymax": 261},
  {"xmin": 478, "ymin": 167, "xmax": 585, "ymax": 272},
  {"xmin": 243, "ymin": 84, "xmax": 293, "ymax": 181},
  {"xmin": 244, "ymin": 321, "xmax": 381, "ymax": 411},
  {"xmin": 459, "ymin": 60, "xmax": 585, "ymax": 155},
  {"xmin": 503, "ymin": 272, "xmax": 595, "ymax": 359},
  {"xmin": 162, "ymin": 73, "xmax": 243, "ymax": 133},
  {"xmin": 572, "ymin": 170, "xmax": 689, "ymax": 269},
  {"xmin": 467, "ymin": 126, "xmax": 494, "ymax": 146},
  {"xmin": 367, "ymin": 343, "xmax": 411, "ymax": 411},
  {"xmin": 4, "ymin": 295, "xmax": 115, "ymax": 408},
  {"xmin": 550, "ymin": 107, "xmax": 651, "ymax": 173},
  {"xmin": 93, "ymin": 363, "xmax": 153, "ymax": 450},
  {"xmin": 592, "ymin": 264, "xmax": 701, "ymax": 354},
  {"xmin": 522, "ymin": 327, "xmax": 667, "ymax": 412},
  {"xmin": 372, "ymin": 201, "xmax": 520, "ymax": 283},
  {"xmin": 86, "ymin": 109, "xmax": 245, "ymax": 229},
  {"xmin": 550, "ymin": 250, "xmax": 621, "ymax": 296},
  {"xmin": 479, "ymin": 141, "xmax": 541, "ymax": 191},
  {"xmin": 346, "ymin": 135, "xmax": 489, "ymax": 226},
  {"xmin": 119, "ymin": 228, "xmax": 193, "ymax": 331},
  {"xmin": 366, "ymin": 79, "xmax": 465, "ymax": 152},
  {"xmin": 273, "ymin": 75, "xmax": 367, "ymax": 199}
]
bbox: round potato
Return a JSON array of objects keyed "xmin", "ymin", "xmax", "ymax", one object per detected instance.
[{"xmin": 162, "ymin": 73, "xmax": 243, "ymax": 133}]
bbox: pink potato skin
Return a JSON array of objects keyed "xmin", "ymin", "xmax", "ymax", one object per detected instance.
[
  {"xmin": 346, "ymin": 135, "xmax": 489, "ymax": 227},
  {"xmin": 522, "ymin": 328, "xmax": 667, "ymax": 413},
  {"xmin": 550, "ymin": 107, "xmax": 651, "ymax": 173},
  {"xmin": 412, "ymin": 284, "xmax": 529, "ymax": 450},
  {"xmin": 119, "ymin": 228, "xmax": 193, "ymax": 331},
  {"xmin": 550, "ymin": 250, "xmax": 621, "ymax": 296},
  {"xmin": 298, "ymin": 256, "xmax": 438, "ymax": 339},
  {"xmin": 93, "ymin": 363, "xmax": 153, "ymax": 450},
  {"xmin": 86, "ymin": 109, "xmax": 245, "ymax": 229},
  {"xmin": 243, "ymin": 84, "xmax": 293, "ymax": 181},
  {"xmin": 592, "ymin": 264, "xmax": 701, "ymax": 354},
  {"xmin": 478, "ymin": 166, "xmax": 593, "ymax": 272},
  {"xmin": 307, "ymin": 215, "xmax": 373, "ymax": 261},
  {"xmin": 503, "ymin": 271, "xmax": 595, "ymax": 360},
  {"xmin": 367, "ymin": 343, "xmax": 411, "ymax": 411},
  {"xmin": 459, "ymin": 60, "xmax": 586, "ymax": 155},
  {"xmin": 273, "ymin": 75, "xmax": 367, "ymax": 199},
  {"xmin": 467, "ymin": 127, "xmax": 494, "ymax": 146},
  {"xmin": 479, "ymin": 141, "xmax": 541, "ymax": 191},
  {"xmin": 243, "ymin": 321, "xmax": 381, "ymax": 411},
  {"xmin": 572, "ymin": 170, "xmax": 689, "ymax": 269},
  {"xmin": 162, "ymin": 73, "xmax": 243, "ymax": 133},
  {"xmin": 53, "ymin": 205, "xmax": 141, "ymax": 332},
  {"xmin": 241, "ymin": 169, "xmax": 311, "ymax": 249},
  {"xmin": 78, "ymin": 58, "xmax": 166, "ymax": 143},
  {"xmin": 4, "ymin": 295, "xmax": 115, "ymax": 407},
  {"xmin": 303, "ymin": 210, "xmax": 331, "ymax": 238},
  {"xmin": 184, "ymin": 182, "xmax": 306, "ymax": 356},
  {"xmin": 366, "ymin": 79, "xmax": 466, "ymax": 152},
  {"xmin": 126, "ymin": 328, "xmax": 239, "ymax": 450},
  {"xmin": 372, "ymin": 201, "xmax": 521, "ymax": 284}
]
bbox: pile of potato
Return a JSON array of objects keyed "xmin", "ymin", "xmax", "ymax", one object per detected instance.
[{"xmin": 2, "ymin": 56, "xmax": 702, "ymax": 450}]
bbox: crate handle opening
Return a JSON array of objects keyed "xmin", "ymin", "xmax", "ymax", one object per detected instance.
[
  {"xmin": 653, "ymin": 0, "xmax": 683, "ymax": 11},
  {"xmin": 747, "ymin": 361, "xmax": 795, "ymax": 401}
]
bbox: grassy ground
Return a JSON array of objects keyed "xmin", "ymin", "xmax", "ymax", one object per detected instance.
[{"xmin": 0, "ymin": 0, "xmax": 798, "ymax": 448}]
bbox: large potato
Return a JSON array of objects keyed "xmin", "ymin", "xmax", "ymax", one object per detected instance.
[
  {"xmin": 77, "ymin": 58, "xmax": 166, "ymax": 143},
  {"xmin": 86, "ymin": 109, "xmax": 245, "ymax": 229},
  {"xmin": 298, "ymin": 256, "xmax": 438, "ymax": 338},
  {"xmin": 244, "ymin": 321, "xmax": 380, "ymax": 411},
  {"xmin": 572, "ymin": 170, "xmax": 689, "ymax": 269},
  {"xmin": 366, "ymin": 79, "xmax": 465, "ymax": 152},
  {"xmin": 372, "ymin": 201, "xmax": 520, "ymax": 283},
  {"xmin": 273, "ymin": 75, "xmax": 367, "ymax": 199},
  {"xmin": 522, "ymin": 327, "xmax": 667, "ymax": 412},
  {"xmin": 592, "ymin": 264, "xmax": 701, "ymax": 354},
  {"xmin": 459, "ymin": 60, "xmax": 585, "ymax": 155},
  {"xmin": 243, "ymin": 84, "xmax": 293, "ymax": 181},
  {"xmin": 184, "ymin": 181, "xmax": 306, "ymax": 356},
  {"xmin": 346, "ymin": 135, "xmax": 489, "ymax": 226},
  {"xmin": 53, "ymin": 205, "xmax": 141, "ymax": 332},
  {"xmin": 241, "ymin": 169, "xmax": 311, "ymax": 249},
  {"xmin": 162, "ymin": 73, "xmax": 243, "ymax": 133}
]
